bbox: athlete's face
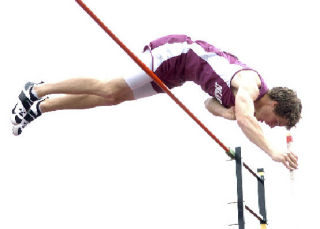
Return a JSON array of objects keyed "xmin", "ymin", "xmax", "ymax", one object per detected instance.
[{"xmin": 255, "ymin": 101, "xmax": 288, "ymax": 128}]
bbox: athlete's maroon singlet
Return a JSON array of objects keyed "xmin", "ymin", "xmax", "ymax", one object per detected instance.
[{"xmin": 143, "ymin": 35, "xmax": 268, "ymax": 107}]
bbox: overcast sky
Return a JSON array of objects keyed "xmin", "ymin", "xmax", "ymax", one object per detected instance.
[{"xmin": 1, "ymin": 0, "xmax": 319, "ymax": 228}]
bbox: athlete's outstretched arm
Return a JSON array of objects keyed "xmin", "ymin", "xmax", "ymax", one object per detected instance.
[{"xmin": 232, "ymin": 71, "xmax": 298, "ymax": 170}]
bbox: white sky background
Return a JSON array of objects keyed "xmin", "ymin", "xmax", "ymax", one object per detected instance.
[{"xmin": 0, "ymin": 0, "xmax": 319, "ymax": 228}]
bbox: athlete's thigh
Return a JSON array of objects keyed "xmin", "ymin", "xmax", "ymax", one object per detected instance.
[{"xmin": 122, "ymin": 51, "xmax": 157, "ymax": 100}]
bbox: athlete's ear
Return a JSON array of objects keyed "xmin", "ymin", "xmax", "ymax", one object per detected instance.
[{"xmin": 271, "ymin": 100, "xmax": 278, "ymax": 108}]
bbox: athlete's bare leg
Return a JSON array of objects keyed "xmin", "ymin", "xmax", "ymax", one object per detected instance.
[
  {"xmin": 34, "ymin": 77, "xmax": 134, "ymax": 113},
  {"xmin": 11, "ymin": 77, "xmax": 136, "ymax": 135},
  {"xmin": 35, "ymin": 77, "xmax": 134, "ymax": 100}
]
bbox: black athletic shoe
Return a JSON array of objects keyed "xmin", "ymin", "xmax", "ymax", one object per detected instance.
[
  {"xmin": 12, "ymin": 98, "xmax": 45, "ymax": 136},
  {"xmin": 11, "ymin": 81, "xmax": 43, "ymax": 125}
]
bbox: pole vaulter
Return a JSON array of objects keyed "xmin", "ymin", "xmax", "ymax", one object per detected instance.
[{"xmin": 8, "ymin": 0, "xmax": 301, "ymax": 227}]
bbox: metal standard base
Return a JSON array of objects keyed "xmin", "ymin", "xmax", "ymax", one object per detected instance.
[{"xmin": 235, "ymin": 147, "xmax": 245, "ymax": 229}]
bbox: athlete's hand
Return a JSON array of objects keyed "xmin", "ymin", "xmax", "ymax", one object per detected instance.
[{"xmin": 270, "ymin": 151, "xmax": 298, "ymax": 170}]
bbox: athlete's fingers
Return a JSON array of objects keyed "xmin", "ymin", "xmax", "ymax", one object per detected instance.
[{"xmin": 285, "ymin": 153, "xmax": 298, "ymax": 170}]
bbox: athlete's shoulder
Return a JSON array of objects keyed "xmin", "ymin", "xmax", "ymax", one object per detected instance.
[{"xmin": 231, "ymin": 70, "xmax": 261, "ymax": 89}]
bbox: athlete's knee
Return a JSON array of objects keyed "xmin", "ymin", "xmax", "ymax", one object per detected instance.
[
  {"xmin": 104, "ymin": 94, "xmax": 126, "ymax": 105},
  {"xmin": 101, "ymin": 78, "xmax": 134, "ymax": 105}
]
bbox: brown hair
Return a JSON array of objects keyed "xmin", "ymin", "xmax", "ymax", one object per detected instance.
[{"xmin": 268, "ymin": 87, "xmax": 302, "ymax": 129}]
